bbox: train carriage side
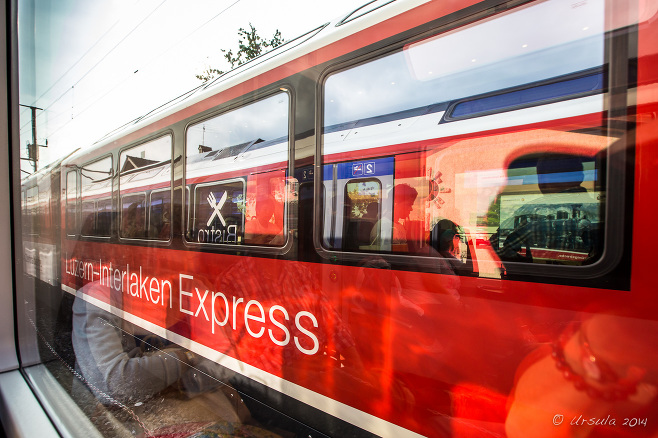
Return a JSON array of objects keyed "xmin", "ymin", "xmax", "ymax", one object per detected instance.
[{"xmin": 46, "ymin": 1, "xmax": 658, "ymax": 437}]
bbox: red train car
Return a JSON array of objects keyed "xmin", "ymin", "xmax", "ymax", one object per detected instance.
[{"xmin": 21, "ymin": 0, "xmax": 658, "ymax": 436}]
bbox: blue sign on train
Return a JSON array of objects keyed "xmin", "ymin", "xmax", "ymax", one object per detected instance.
[
  {"xmin": 341, "ymin": 157, "xmax": 393, "ymax": 180},
  {"xmin": 324, "ymin": 157, "xmax": 394, "ymax": 181}
]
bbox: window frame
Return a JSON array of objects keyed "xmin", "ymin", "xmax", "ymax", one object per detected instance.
[
  {"xmin": 79, "ymin": 154, "xmax": 114, "ymax": 240},
  {"xmin": 315, "ymin": 0, "xmax": 633, "ymax": 283},
  {"xmin": 119, "ymin": 191, "xmax": 148, "ymax": 240},
  {"xmin": 341, "ymin": 177, "xmax": 383, "ymax": 252},
  {"xmin": 65, "ymin": 169, "xmax": 78, "ymax": 237},
  {"xmin": 149, "ymin": 187, "xmax": 173, "ymax": 241},
  {"xmin": 191, "ymin": 177, "xmax": 246, "ymax": 246},
  {"xmin": 182, "ymin": 86, "xmax": 294, "ymax": 254},
  {"xmin": 117, "ymin": 132, "xmax": 174, "ymax": 244}
]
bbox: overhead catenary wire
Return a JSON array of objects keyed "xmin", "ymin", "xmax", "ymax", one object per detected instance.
[
  {"xmin": 40, "ymin": 0, "xmax": 245, "ymax": 144},
  {"xmin": 40, "ymin": 0, "xmax": 169, "ymax": 114}
]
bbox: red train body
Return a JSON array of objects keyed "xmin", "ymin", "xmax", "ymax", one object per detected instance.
[{"xmin": 21, "ymin": 0, "xmax": 658, "ymax": 436}]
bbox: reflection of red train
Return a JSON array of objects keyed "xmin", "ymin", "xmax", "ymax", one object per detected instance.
[{"xmin": 21, "ymin": 0, "xmax": 658, "ymax": 437}]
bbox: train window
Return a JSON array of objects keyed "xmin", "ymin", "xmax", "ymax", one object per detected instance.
[
  {"xmin": 192, "ymin": 180, "xmax": 245, "ymax": 244},
  {"xmin": 342, "ymin": 179, "xmax": 381, "ymax": 251},
  {"xmin": 121, "ymin": 193, "xmax": 147, "ymax": 239},
  {"xmin": 150, "ymin": 189, "xmax": 172, "ymax": 240},
  {"xmin": 80, "ymin": 200, "xmax": 95, "ymax": 236},
  {"xmin": 96, "ymin": 198, "xmax": 112, "ymax": 237},
  {"xmin": 324, "ymin": 0, "xmax": 603, "ymax": 127},
  {"xmin": 38, "ymin": 180, "xmax": 52, "ymax": 237},
  {"xmin": 65, "ymin": 170, "xmax": 77, "ymax": 236},
  {"xmin": 487, "ymin": 154, "xmax": 604, "ymax": 266},
  {"xmin": 80, "ymin": 156, "xmax": 113, "ymax": 237},
  {"xmin": 185, "ymin": 91, "xmax": 290, "ymax": 247},
  {"xmin": 321, "ymin": 0, "xmax": 617, "ymax": 279},
  {"xmin": 119, "ymin": 135, "xmax": 173, "ymax": 241},
  {"xmin": 244, "ymin": 170, "xmax": 286, "ymax": 246},
  {"xmin": 25, "ymin": 186, "xmax": 39, "ymax": 235}
]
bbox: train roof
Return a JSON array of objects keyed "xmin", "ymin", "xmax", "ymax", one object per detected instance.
[{"xmin": 60, "ymin": 0, "xmax": 429, "ymax": 167}]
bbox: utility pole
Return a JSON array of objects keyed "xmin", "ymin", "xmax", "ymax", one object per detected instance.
[{"xmin": 19, "ymin": 104, "xmax": 47, "ymax": 173}]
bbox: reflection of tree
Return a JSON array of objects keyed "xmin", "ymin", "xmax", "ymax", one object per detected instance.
[
  {"xmin": 196, "ymin": 24, "xmax": 284, "ymax": 82},
  {"xmin": 483, "ymin": 195, "xmax": 500, "ymax": 227},
  {"xmin": 347, "ymin": 186, "xmax": 378, "ymax": 218}
]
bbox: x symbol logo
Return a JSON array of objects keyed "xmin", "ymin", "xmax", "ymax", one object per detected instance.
[{"xmin": 207, "ymin": 191, "xmax": 227, "ymax": 227}]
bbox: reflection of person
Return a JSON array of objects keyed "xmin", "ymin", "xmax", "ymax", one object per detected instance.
[
  {"xmin": 430, "ymin": 220, "xmax": 473, "ymax": 277},
  {"xmin": 122, "ymin": 202, "xmax": 145, "ymax": 238},
  {"xmin": 500, "ymin": 229, "xmax": 533, "ymax": 263},
  {"xmin": 370, "ymin": 184, "xmax": 418, "ymax": 251},
  {"xmin": 71, "ymin": 281, "xmax": 249, "ymax": 434},
  {"xmin": 578, "ymin": 214, "xmax": 591, "ymax": 249},
  {"xmin": 536, "ymin": 155, "xmax": 587, "ymax": 194},
  {"xmin": 506, "ymin": 314, "xmax": 658, "ymax": 437},
  {"xmin": 150, "ymin": 203, "xmax": 171, "ymax": 239},
  {"xmin": 245, "ymin": 192, "xmax": 284, "ymax": 245}
]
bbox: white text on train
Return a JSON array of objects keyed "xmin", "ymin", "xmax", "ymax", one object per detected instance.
[
  {"xmin": 179, "ymin": 273, "xmax": 320, "ymax": 355},
  {"xmin": 65, "ymin": 254, "xmax": 173, "ymax": 306},
  {"xmin": 197, "ymin": 225, "xmax": 238, "ymax": 243}
]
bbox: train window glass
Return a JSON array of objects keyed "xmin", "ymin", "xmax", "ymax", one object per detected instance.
[
  {"xmin": 25, "ymin": 186, "xmax": 39, "ymax": 235},
  {"xmin": 80, "ymin": 156, "xmax": 113, "ymax": 237},
  {"xmin": 80, "ymin": 200, "xmax": 95, "ymax": 236},
  {"xmin": 38, "ymin": 181, "xmax": 52, "ymax": 237},
  {"xmin": 487, "ymin": 154, "xmax": 603, "ymax": 266},
  {"xmin": 97, "ymin": 198, "xmax": 112, "ymax": 237},
  {"xmin": 185, "ymin": 92, "xmax": 289, "ymax": 246},
  {"xmin": 121, "ymin": 193, "xmax": 147, "ymax": 239},
  {"xmin": 244, "ymin": 170, "xmax": 286, "ymax": 246},
  {"xmin": 119, "ymin": 135, "xmax": 172, "ymax": 241},
  {"xmin": 150, "ymin": 189, "xmax": 172, "ymax": 240},
  {"xmin": 321, "ymin": 0, "xmax": 612, "ymax": 277},
  {"xmin": 192, "ymin": 180, "xmax": 245, "ymax": 244},
  {"xmin": 323, "ymin": 0, "xmax": 603, "ymax": 128},
  {"xmin": 21, "ymin": 190, "xmax": 26, "ymax": 233},
  {"xmin": 343, "ymin": 179, "xmax": 381, "ymax": 251},
  {"xmin": 66, "ymin": 170, "xmax": 77, "ymax": 236}
]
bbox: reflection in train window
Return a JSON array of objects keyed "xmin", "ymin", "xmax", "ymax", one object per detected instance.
[
  {"xmin": 186, "ymin": 93, "xmax": 288, "ymax": 162},
  {"xmin": 343, "ymin": 179, "xmax": 381, "ymax": 251},
  {"xmin": 324, "ymin": 0, "xmax": 603, "ymax": 128},
  {"xmin": 80, "ymin": 156, "xmax": 113, "ymax": 237},
  {"xmin": 25, "ymin": 186, "xmax": 39, "ymax": 235},
  {"xmin": 185, "ymin": 92, "xmax": 289, "ymax": 247},
  {"xmin": 489, "ymin": 154, "xmax": 604, "ymax": 266},
  {"xmin": 193, "ymin": 180, "xmax": 245, "ymax": 244},
  {"xmin": 244, "ymin": 171, "xmax": 286, "ymax": 246},
  {"xmin": 121, "ymin": 193, "xmax": 147, "ymax": 239},
  {"xmin": 150, "ymin": 189, "xmax": 172, "ymax": 240},
  {"xmin": 66, "ymin": 170, "xmax": 77, "ymax": 236},
  {"xmin": 119, "ymin": 135, "xmax": 173, "ymax": 241},
  {"xmin": 97, "ymin": 198, "xmax": 112, "ymax": 237},
  {"xmin": 38, "ymin": 181, "xmax": 52, "ymax": 237},
  {"xmin": 80, "ymin": 200, "xmax": 95, "ymax": 236}
]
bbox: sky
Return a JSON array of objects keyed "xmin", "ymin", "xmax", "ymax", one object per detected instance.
[{"xmin": 18, "ymin": 0, "xmax": 361, "ymax": 174}]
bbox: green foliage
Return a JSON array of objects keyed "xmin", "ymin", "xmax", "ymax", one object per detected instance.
[{"xmin": 196, "ymin": 24, "xmax": 284, "ymax": 82}]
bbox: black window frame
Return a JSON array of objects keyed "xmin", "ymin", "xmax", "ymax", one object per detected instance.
[
  {"xmin": 117, "ymin": 132, "xmax": 174, "ymax": 243},
  {"xmin": 182, "ymin": 87, "xmax": 294, "ymax": 254},
  {"xmin": 316, "ymin": 0, "xmax": 634, "ymax": 287}
]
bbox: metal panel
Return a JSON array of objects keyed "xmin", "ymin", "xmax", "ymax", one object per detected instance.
[
  {"xmin": 0, "ymin": 371, "xmax": 59, "ymax": 438},
  {"xmin": 0, "ymin": 0, "xmax": 18, "ymax": 373}
]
